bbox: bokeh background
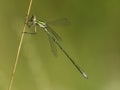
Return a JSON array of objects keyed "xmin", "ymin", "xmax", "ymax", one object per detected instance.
[{"xmin": 0, "ymin": 0, "xmax": 120, "ymax": 90}]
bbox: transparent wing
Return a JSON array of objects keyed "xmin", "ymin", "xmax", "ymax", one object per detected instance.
[
  {"xmin": 46, "ymin": 25, "xmax": 62, "ymax": 41},
  {"xmin": 47, "ymin": 18, "xmax": 70, "ymax": 26},
  {"xmin": 48, "ymin": 34, "xmax": 58, "ymax": 56}
]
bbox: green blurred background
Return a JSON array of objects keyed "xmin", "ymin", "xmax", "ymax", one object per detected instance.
[{"xmin": 0, "ymin": 0, "xmax": 120, "ymax": 90}]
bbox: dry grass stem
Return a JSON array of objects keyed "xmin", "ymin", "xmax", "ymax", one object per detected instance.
[{"xmin": 8, "ymin": 0, "xmax": 33, "ymax": 90}]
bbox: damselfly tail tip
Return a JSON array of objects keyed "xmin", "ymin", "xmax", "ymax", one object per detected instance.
[{"xmin": 82, "ymin": 72, "xmax": 88, "ymax": 79}]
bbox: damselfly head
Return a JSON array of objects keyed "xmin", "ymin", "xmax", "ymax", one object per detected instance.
[
  {"xmin": 28, "ymin": 15, "xmax": 36, "ymax": 22},
  {"xmin": 27, "ymin": 15, "xmax": 36, "ymax": 27}
]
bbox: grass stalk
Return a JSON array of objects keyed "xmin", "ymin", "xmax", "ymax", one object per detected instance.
[{"xmin": 8, "ymin": 0, "xmax": 33, "ymax": 90}]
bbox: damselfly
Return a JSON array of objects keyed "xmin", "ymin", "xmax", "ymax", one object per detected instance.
[{"xmin": 24, "ymin": 15, "xmax": 88, "ymax": 78}]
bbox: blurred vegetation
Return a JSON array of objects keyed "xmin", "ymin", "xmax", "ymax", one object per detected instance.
[{"xmin": 0, "ymin": 0, "xmax": 120, "ymax": 90}]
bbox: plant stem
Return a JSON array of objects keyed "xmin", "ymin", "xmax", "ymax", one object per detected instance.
[{"xmin": 8, "ymin": 0, "xmax": 33, "ymax": 90}]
